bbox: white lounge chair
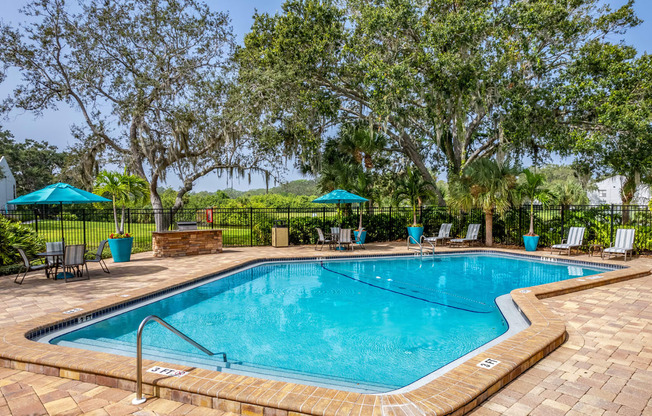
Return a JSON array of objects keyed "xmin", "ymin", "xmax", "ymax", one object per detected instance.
[
  {"xmin": 551, "ymin": 227, "xmax": 585, "ymax": 256},
  {"xmin": 450, "ymin": 224, "xmax": 481, "ymax": 247},
  {"xmin": 422, "ymin": 223, "xmax": 452, "ymax": 245},
  {"xmin": 602, "ymin": 228, "xmax": 635, "ymax": 261}
]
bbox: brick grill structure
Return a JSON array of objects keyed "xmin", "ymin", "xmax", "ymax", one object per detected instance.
[{"xmin": 152, "ymin": 229, "xmax": 223, "ymax": 257}]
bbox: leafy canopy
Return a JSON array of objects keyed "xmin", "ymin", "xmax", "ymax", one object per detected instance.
[
  {"xmin": 237, "ymin": 0, "xmax": 639, "ymax": 204},
  {"xmin": 0, "ymin": 0, "xmax": 284, "ymax": 230}
]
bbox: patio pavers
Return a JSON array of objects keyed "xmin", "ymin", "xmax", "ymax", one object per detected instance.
[
  {"xmin": 0, "ymin": 367, "xmax": 232, "ymax": 416},
  {"xmin": 469, "ymin": 272, "xmax": 652, "ymax": 416},
  {"xmin": 1, "ymin": 243, "xmax": 651, "ymax": 415}
]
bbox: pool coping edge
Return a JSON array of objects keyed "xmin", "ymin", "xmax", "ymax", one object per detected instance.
[{"xmin": 0, "ymin": 248, "xmax": 649, "ymax": 416}]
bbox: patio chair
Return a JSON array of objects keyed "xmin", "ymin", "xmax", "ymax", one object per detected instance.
[
  {"xmin": 63, "ymin": 244, "xmax": 89, "ymax": 282},
  {"xmin": 602, "ymin": 228, "xmax": 636, "ymax": 261},
  {"xmin": 450, "ymin": 224, "xmax": 481, "ymax": 247},
  {"xmin": 550, "ymin": 227, "xmax": 585, "ymax": 256},
  {"xmin": 351, "ymin": 229, "xmax": 365, "ymax": 250},
  {"xmin": 315, "ymin": 228, "xmax": 333, "ymax": 251},
  {"xmin": 14, "ymin": 247, "xmax": 48, "ymax": 285},
  {"xmin": 422, "ymin": 223, "xmax": 452, "ymax": 246},
  {"xmin": 339, "ymin": 228, "xmax": 353, "ymax": 250},
  {"xmin": 45, "ymin": 241, "xmax": 63, "ymax": 279},
  {"xmin": 85, "ymin": 240, "xmax": 110, "ymax": 273}
]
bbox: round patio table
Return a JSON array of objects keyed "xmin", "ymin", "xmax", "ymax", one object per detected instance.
[{"xmin": 35, "ymin": 251, "xmax": 73, "ymax": 279}]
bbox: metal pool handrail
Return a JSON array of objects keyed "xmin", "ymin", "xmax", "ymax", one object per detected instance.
[
  {"xmin": 406, "ymin": 235, "xmax": 436, "ymax": 256},
  {"xmin": 132, "ymin": 315, "xmax": 220, "ymax": 405}
]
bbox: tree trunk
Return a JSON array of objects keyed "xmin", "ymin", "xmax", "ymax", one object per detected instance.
[
  {"xmin": 529, "ymin": 202, "xmax": 535, "ymax": 235},
  {"xmin": 621, "ymin": 177, "xmax": 635, "ymax": 225},
  {"xmin": 120, "ymin": 204, "xmax": 126, "ymax": 234},
  {"xmin": 111, "ymin": 196, "xmax": 120, "ymax": 235},
  {"xmin": 149, "ymin": 181, "xmax": 171, "ymax": 232},
  {"xmin": 485, "ymin": 211, "xmax": 493, "ymax": 247},
  {"xmin": 397, "ymin": 132, "xmax": 445, "ymax": 205}
]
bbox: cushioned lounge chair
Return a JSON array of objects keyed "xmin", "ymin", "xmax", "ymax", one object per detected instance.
[
  {"xmin": 551, "ymin": 227, "xmax": 585, "ymax": 256},
  {"xmin": 422, "ymin": 223, "xmax": 452, "ymax": 245},
  {"xmin": 450, "ymin": 224, "xmax": 481, "ymax": 247},
  {"xmin": 602, "ymin": 228, "xmax": 635, "ymax": 261}
]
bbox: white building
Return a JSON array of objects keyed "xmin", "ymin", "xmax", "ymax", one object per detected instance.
[
  {"xmin": 0, "ymin": 156, "xmax": 17, "ymax": 211},
  {"xmin": 588, "ymin": 175, "xmax": 650, "ymax": 205}
]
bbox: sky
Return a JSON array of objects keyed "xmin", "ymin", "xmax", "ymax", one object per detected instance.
[{"xmin": 0, "ymin": 0, "xmax": 650, "ymax": 192}]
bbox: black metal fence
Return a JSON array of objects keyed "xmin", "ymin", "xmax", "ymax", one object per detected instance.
[{"xmin": 3, "ymin": 204, "xmax": 652, "ymax": 253}]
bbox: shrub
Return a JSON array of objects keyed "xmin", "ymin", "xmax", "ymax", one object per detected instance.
[{"xmin": 0, "ymin": 217, "xmax": 45, "ymax": 266}]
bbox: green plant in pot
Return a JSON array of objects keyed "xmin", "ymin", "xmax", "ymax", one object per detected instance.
[
  {"xmin": 393, "ymin": 166, "xmax": 431, "ymax": 244},
  {"xmin": 94, "ymin": 170, "xmax": 149, "ymax": 262},
  {"xmin": 519, "ymin": 168, "xmax": 553, "ymax": 251}
]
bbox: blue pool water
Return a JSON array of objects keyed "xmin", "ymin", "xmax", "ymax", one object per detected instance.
[{"xmin": 49, "ymin": 254, "xmax": 609, "ymax": 391}]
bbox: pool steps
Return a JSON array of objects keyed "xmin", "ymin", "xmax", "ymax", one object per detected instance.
[{"xmin": 56, "ymin": 337, "xmax": 396, "ymax": 393}]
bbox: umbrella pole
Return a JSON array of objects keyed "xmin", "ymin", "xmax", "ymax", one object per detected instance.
[{"xmin": 60, "ymin": 202, "xmax": 65, "ymax": 245}]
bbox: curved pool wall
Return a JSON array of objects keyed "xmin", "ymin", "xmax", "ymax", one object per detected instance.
[{"xmin": 37, "ymin": 252, "xmax": 614, "ymax": 393}]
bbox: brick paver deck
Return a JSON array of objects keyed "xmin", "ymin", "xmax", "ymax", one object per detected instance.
[
  {"xmin": 1, "ymin": 243, "xmax": 650, "ymax": 415},
  {"xmin": 470, "ymin": 272, "xmax": 652, "ymax": 416}
]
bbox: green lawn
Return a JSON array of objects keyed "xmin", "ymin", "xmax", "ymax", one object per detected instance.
[{"xmin": 24, "ymin": 220, "xmax": 252, "ymax": 250}]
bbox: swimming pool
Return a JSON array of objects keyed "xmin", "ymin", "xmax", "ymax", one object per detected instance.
[{"xmin": 45, "ymin": 253, "xmax": 611, "ymax": 392}]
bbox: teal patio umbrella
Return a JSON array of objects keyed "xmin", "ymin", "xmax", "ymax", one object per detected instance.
[
  {"xmin": 313, "ymin": 189, "xmax": 369, "ymax": 230},
  {"xmin": 9, "ymin": 182, "xmax": 111, "ymax": 243}
]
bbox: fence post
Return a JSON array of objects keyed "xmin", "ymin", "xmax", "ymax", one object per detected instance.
[
  {"xmin": 419, "ymin": 205, "xmax": 423, "ymax": 228},
  {"xmin": 127, "ymin": 208, "xmax": 131, "ymax": 234},
  {"xmin": 322, "ymin": 206, "xmax": 326, "ymax": 229},
  {"xmin": 34, "ymin": 208, "xmax": 38, "ymax": 234},
  {"xmin": 211, "ymin": 208, "xmax": 214, "ymax": 229},
  {"xmin": 170, "ymin": 209, "xmax": 174, "ymax": 230},
  {"xmin": 250, "ymin": 207, "xmax": 253, "ymax": 246},
  {"xmin": 287, "ymin": 207, "xmax": 291, "ymax": 240},
  {"xmin": 560, "ymin": 205, "xmax": 565, "ymax": 242},
  {"xmin": 389, "ymin": 206, "xmax": 393, "ymax": 241},
  {"xmin": 610, "ymin": 204, "xmax": 615, "ymax": 243},
  {"xmin": 517, "ymin": 205, "xmax": 523, "ymax": 243},
  {"xmin": 82, "ymin": 209, "xmax": 87, "ymax": 247}
]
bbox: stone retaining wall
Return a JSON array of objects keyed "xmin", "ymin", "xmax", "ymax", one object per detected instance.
[{"xmin": 152, "ymin": 229, "xmax": 223, "ymax": 257}]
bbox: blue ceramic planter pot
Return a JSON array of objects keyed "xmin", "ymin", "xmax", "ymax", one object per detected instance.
[
  {"xmin": 523, "ymin": 235, "xmax": 540, "ymax": 252},
  {"xmin": 354, "ymin": 230, "xmax": 367, "ymax": 244},
  {"xmin": 407, "ymin": 227, "xmax": 423, "ymax": 244},
  {"xmin": 108, "ymin": 237, "xmax": 133, "ymax": 262}
]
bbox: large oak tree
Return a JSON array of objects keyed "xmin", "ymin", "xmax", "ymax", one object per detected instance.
[
  {"xmin": 236, "ymin": 0, "xmax": 639, "ymax": 204},
  {"xmin": 0, "ymin": 0, "xmax": 282, "ymax": 230}
]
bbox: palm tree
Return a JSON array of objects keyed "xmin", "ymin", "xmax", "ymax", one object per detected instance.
[
  {"xmin": 449, "ymin": 159, "xmax": 518, "ymax": 246},
  {"xmin": 349, "ymin": 170, "xmax": 381, "ymax": 230},
  {"xmin": 94, "ymin": 170, "xmax": 149, "ymax": 235},
  {"xmin": 551, "ymin": 181, "xmax": 588, "ymax": 205},
  {"xmin": 393, "ymin": 166, "xmax": 432, "ymax": 227},
  {"xmin": 338, "ymin": 124, "xmax": 388, "ymax": 171},
  {"xmin": 519, "ymin": 168, "xmax": 554, "ymax": 236}
]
